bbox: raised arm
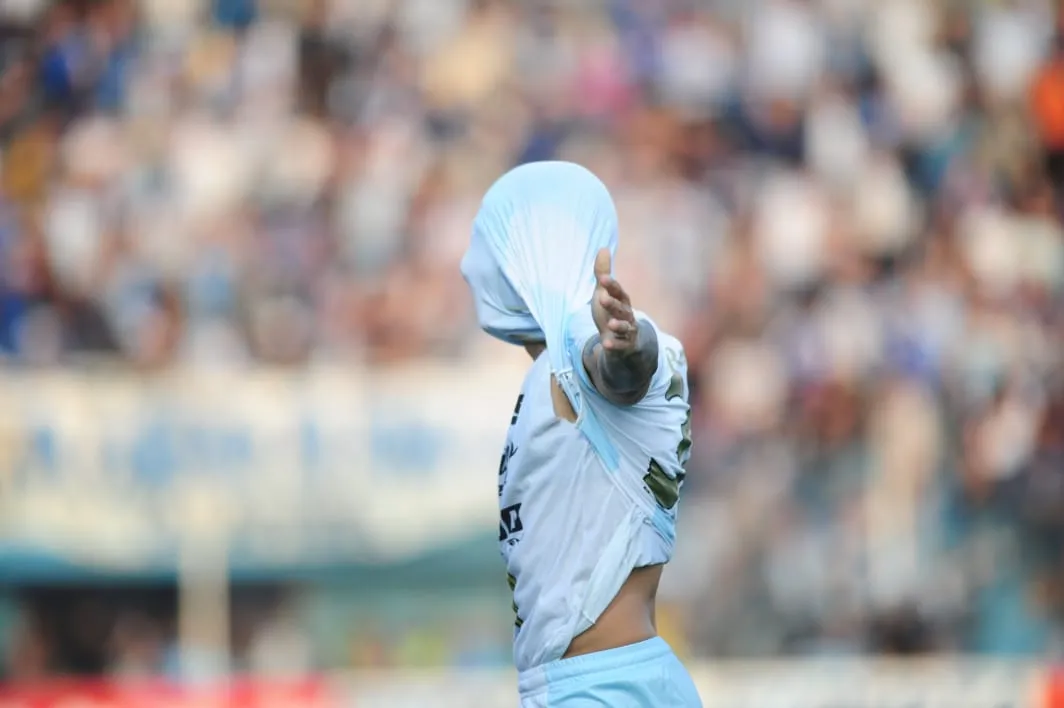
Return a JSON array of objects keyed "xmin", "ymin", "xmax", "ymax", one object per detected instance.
[{"xmin": 581, "ymin": 249, "xmax": 659, "ymax": 406}]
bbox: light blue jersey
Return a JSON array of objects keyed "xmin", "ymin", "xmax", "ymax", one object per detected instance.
[{"xmin": 497, "ymin": 310, "xmax": 693, "ymax": 673}]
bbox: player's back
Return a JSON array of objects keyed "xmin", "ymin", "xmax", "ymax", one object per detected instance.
[{"xmin": 498, "ymin": 316, "xmax": 692, "ymax": 674}]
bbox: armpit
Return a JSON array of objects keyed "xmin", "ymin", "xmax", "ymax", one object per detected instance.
[{"xmin": 551, "ymin": 374, "xmax": 578, "ymax": 422}]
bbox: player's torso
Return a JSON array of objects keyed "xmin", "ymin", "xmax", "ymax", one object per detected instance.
[
  {"xmin": 498, "ymin": 346, "xmax": 690, "ymax": 671},
  {"xmin": 498, "ymin": 355, "xmax": 599, "ymax": 584}
]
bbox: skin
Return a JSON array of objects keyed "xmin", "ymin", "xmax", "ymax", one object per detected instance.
[{"xmin": 524, "ymin": 248, "xmax": 663, "ymax": 659}]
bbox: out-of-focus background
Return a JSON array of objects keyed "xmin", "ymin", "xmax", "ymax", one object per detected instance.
[{"xmin": 0, "ymin": 0, "xmax": 1063, "ymax": 705}]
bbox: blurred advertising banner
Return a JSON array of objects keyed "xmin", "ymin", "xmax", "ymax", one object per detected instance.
[
  {"xmin": 0, "ymin": 364, "xmax": 525, "ymax": 575},
  {"xmin": 335, "ymin": 661, "xmax": 1052, "ymax": 708},
  {"xmin": 1047, "ymin": 669, "xmax": 1064, "ymax": 708},
  {"xmin": 692, "ymin": 660, "xmax": 1047, "ymax": 708},
  {"xmin": 0, "ymin": 664, "xmax": 1055, "ymax": 708},
  {"xmin": 0, "ymin": 678, "xmax": 335, "ymax": 708}
]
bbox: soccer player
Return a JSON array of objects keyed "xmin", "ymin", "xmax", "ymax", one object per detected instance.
[{"xmin": 461, "ymin": 162, "xmax": 702, "ymax": 707}]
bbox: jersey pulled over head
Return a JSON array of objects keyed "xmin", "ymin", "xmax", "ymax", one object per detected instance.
[{"xmin": 461, "ymin": 161, "xmax": 619, "ymax": 403}]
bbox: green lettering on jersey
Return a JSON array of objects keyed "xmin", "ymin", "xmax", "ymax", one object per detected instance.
[
  {"xmin": 678, "ymin": 408, "xmax": 692, "ymax": 464},
  {"xmin": 664, "ymin": 347, "xmax": 693, "ymax": 467},
  {"xmin": 643, "ymin": 347, "xmax": 694, "ymax": 510},
  {"xmin": 643, "ymin": 459, "xmax": 681, "ymax": 510},
  {"xmin": 507, "ymin": 573, "xmax": 523, "ymax": 627},
  {"xmin": 664, "ymin": 347, "xmax": 687, "ymax": 400},
  {"xmin": 665, "ymin": 373, "xmax": 684, "ymax": 401}
]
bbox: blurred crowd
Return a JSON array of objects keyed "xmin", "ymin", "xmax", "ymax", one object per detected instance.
[
  {"xmin": 1, "ymin": 586, "xmax": 326, "ymax": 681},
  {"xmin": 2, "ymin": 0, "xmax": 1064, "ymax": 666}
]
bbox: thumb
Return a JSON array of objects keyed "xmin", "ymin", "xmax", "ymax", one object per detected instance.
[{"xmin": 594, "ymin": 248, "xmax": 612, "ymax": 282}]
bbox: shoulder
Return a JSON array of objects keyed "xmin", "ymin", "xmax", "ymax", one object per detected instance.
[
  {"xmin": 634, "ymin": 313, "xmax": 686, "ymax": 370},
  {"xmin": 635, "ymin": 315, "xmax": 689, "ymax": 402},
  {"xmin": 658, "ymin": 331, "xmax": 688, "ymax": 376}
]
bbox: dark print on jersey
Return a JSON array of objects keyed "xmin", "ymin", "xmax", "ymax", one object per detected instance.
[
  {"xmin": 499, "ymin": 503, "xmax": 524, "ymax": 542},
  {"xmin": 498, "ymin": 441, "xmax": 517, "ymax": 496}
]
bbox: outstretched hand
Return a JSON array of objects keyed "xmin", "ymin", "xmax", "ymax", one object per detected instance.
[
  {"xmin": 584, "ymin": 248, "xmax": 658, "ymax": 405},
  {"xmin": 591, "ymin": 248, "xmax": 638, "ymax": 354}
]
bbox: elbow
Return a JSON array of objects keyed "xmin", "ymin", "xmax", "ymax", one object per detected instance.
[
  {"xmin": 603, "ymin": 354, "xmax": 657, "ymax": 405},
  {"xmin": 600, "ymin": 341, "xmax": 659, "ymax": 406},
  {"xmin": 601, "ymin": 382, "xmax": 653, "ymax": 406},
  {"xmin": 582, "ymin": 320, "xmax": 660, "ymax": 406}
]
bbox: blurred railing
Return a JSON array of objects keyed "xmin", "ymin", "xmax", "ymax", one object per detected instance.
[
  {"xmin": 0, "ymin": 661, "xmax": 1056, "ymax": 708},
  {"xmin": 336, "ymin": 660, "xmax": 1056, "ymax": 708}
]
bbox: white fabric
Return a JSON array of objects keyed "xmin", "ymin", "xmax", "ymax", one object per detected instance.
[
  {"xmin": 500, "ymin": 347, "xmax": 690, "ymax": 672},
  {"xmin": 461, "ymin": 161, "xmax": 619, "ymax": 410}
]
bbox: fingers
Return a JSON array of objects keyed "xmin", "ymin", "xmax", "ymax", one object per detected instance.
[
  {"xmin": 602, "ymin": 319, "xmax": 637, "ymax": 350},
  {"xmin": 608, "ymin": 318, "xmax": 635, "ymax": 337},
  {"xmin": 593, "ymin": 247, "xmax": 636, "ymax": 350},
  {"xmin": 598, "ymin": 291, "xmax": 633, "ymax": 321},
  {"xmin": 593, "ymin": 248, "xmax": 630, "ymax": 304},
  {"xmin": 594, "ymin": 248, "xmax": 612, "ymax": 280},
  {"xmin": 599, "ymin": 276, "xmax": 629, "ymax": 304}
]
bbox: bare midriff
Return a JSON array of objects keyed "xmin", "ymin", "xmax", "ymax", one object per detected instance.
[{"xmin": 562, "ymin": 564, "xmax": 662, "ymax": 659}]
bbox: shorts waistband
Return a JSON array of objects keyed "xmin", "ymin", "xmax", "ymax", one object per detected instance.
[{"xmin": 518, "ymin": 637, "xmax": 671, "ymax": 697}]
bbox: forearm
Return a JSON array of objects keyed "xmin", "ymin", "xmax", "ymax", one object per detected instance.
[{"xmin": 582, "ymin": 318, "xmax": 659, "ymax": 405}]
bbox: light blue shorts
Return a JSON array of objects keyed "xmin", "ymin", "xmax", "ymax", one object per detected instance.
[{"xmin": 517, "ymin": 637, "xmax": 703, "ymax": 707}]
